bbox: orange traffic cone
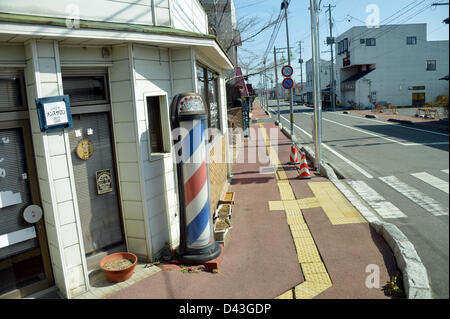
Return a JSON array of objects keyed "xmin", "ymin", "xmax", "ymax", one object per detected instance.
[
  {"xmin": 289, "ymin": 145, "xmax": 300, "ymax": 164},
  {"xmin": 297, "ymin": 151, "xmax": 312, "ymax": 179}
]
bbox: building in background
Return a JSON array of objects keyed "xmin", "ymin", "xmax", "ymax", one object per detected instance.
[
  {"xmin": 335, "ymin": 23, "xmax": 449, "ymax": 108},
  {"xmin": 305, "ymin": 58, "xmax": 338, "ymax": 107},
  {"xmin": 0, "ymin": 0, "xmax": 233, "ymax": 299},
  {"xmin": 199, "ymin": 0, "xmax": 243, "ymax": 108}
]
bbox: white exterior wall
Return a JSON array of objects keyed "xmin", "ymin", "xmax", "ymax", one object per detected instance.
[
  {"xmin": 0, "ymin": 0, "xmax": 208, "ymax": 34},
  {"xmin": 336, "ymin": 24, "xmax": 449, "ymax": 107},
  {"xmin": 23, "ymin": 40, "xmax": 89, "ymax": 299},
  {"xmin": 171, "ymin": 0, "xmax": 209, "ymax": 34}
]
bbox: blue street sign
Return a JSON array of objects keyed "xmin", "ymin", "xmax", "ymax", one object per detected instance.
[{"xmin": 282, "ymin": 78, "xmax": 294, "ymax": 90}]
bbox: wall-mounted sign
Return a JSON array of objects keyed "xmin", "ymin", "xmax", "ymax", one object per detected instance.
[
  {"xmin": 76, "ymin": 139, "xmax": 94, "ymax": 160},
  {"xmin": 408, "ymin": 86, "xmax": 425, "ymax": 90},
  {"xmin": 96, "ymin": 169, "xmax": 113, "ymax": 194},
  {"xmin": 281, "ymin": 65, "xmax": 294, "ymax": 77},
  {"xmin": 36, "ymin": 95, "xmax": 72, "ymax": 132},
  {"xmin": 282, "ymin": 78, "xmax": 294, "ymax": 90}
]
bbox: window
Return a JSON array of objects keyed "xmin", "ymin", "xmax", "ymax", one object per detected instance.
[
  {"xmin": 366, "ymin": 38, "xmax": 376, "ymax": 46},
  {"xmin": 62, "ymin": 75, "xmax": 108, "ymax": 106},
  {"xmin": 343, "ymin": 38, "xmax": 348, "ymax": 52},
  {"xmin": 407, "ymin": 36, "xmax": 417, "ymax": 45},
  {"xmin": 360, "ymin": 39, "xmax": 365, "ymax": 44},
  {"xmin": 0, "ymin": 71, "xmax": 27, "ymax": 112},
  {"xmin": 196, "ymin": 64, "xmax": 221, "ymax": 135},
  {"xmin": 426, "ymin": 60, "xmax": 436, "ymax": 71},
  {"xmin": 146, "ymin": 96, "xmax": 164, "ymax": 153}
]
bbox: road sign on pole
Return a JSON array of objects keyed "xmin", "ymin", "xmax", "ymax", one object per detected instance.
[
  {"xmin": 282, "ymin": 78, "xmax": 294, "ymax": 90},
  {"xmin": 281, "ymin": 65, "xmax": 294, "ymax": 78}
]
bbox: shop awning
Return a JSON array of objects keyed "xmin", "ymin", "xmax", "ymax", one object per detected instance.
[{"xmin": 341, "ymin": 69, "xmax": 375, "ymax": 83}]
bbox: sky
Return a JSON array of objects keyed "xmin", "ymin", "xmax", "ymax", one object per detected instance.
[{"xmin": 234, "ymin": 0, "xmax": 449, "ymax": 87}]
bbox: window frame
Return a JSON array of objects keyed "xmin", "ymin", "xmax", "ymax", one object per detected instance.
[
  {"xmin": 0, "ymin": 70, "xmax": 28, "ymax": 113},
  {"xmin": 196, "ymin": 63, "xmax": 222, "ymax": 136},
  {"xmin": 407, "ymin": 36, "xmax": 417, "ymax": 45},
  {"xmin": 61, "ymin": 74, "xmax": 110, "ymax": 107},
  {"xmin": 143, "ymin": 92, "xmax": 172, "ymax": 160},
  {"xmin": 426, "ymin": 60, "xmax": 436, "ymax": 71},
  {"xmin": 366, "ymin": 38, "xmax": 376, "ymax": 46}
]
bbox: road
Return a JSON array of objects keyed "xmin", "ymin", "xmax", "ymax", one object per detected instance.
[{"xmin": 266, "ymin": 100, "xmax": 449, "ymax": 298}]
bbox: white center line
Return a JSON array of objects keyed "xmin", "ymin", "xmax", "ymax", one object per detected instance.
[
  {"xmin": 442, "ymin": 169, "xmax": 449, "ymax": 174},
  {"xmin": 411, "ymin": 172, "xmax": 449, "ymax": 194},
  {"xmin": 379, "ymin": 176, "xmax": 449, "ymax": 216},
  {"xmin": 347, "ymin": 180, "xmax": 407, "ymax": 219},
  {"xmin": 278, "ymin": 115, "xmax": 374, "ymax": 179}
]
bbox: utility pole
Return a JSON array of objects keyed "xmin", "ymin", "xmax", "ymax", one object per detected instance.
[
  {"xmin": 282, "ymin": 0, "xmax": 294, "ymax": 140},
  {"xmin": 309, "ymin": 0, "xmax": 322, "ymax": 170},
  {"xmin": 325, "ymin": 4, "xmax": 336, "ymax": 112},
  {"xmin": 297, "ymin": 41, "xmax": 304, "ymax": 103},
  {"xmin": 274, "ymin": 47, "xmax": 281, "ymax": 126}
]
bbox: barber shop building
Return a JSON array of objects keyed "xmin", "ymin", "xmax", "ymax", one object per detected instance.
[{"xmin": 0, "ymin": 0, "xmax": 234, "ymax": 299}]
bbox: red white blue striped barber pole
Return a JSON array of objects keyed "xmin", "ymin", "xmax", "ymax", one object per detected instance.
[{"xmin": 180, "ymin": 119, "xmax": 213, "ymax": 249}]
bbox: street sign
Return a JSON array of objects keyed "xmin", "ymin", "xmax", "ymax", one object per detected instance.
[
  {"xmin": 281, "ymin": 65, "xmax": 294, "ymax": 77},
  {"xmin": 282, "ymin": 78, "xmax": 294, "ymax": 90}
]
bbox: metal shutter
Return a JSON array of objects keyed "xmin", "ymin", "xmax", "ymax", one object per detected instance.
[
  {"xmin": 68, "ymin": 113, "xmax": 123, "ymax": 254},
  {"xmin": 0, "ymin": 128, "xmax": 38, "ymax": 259}
]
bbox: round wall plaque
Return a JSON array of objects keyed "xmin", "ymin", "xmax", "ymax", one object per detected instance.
[
  {"xmin": 23, "ymin": 205, "xmax": 43, "ymax": 223},
  {"xmin": 76, "ymin": 139, "xmax": 94, "ymax": 160}
]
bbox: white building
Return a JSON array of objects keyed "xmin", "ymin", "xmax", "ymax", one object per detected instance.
[
  {"xmin": 305, "ymin": 58, "xmax": 338, "ymax": 107},
  {"xmin": 335, "ymin": 24, "xmax": 449, "ymax": 108},
  {"xmin": 0, "ymin": 0, "xmax": 233, "ymax": 299}
]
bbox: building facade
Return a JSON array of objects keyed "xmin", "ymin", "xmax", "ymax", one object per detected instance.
[
  {"xmin": 335, "ymin": 24, "xmax": 449, "ymax": 108},
  {"xmin": 305, "ymin": 58, "xmax": 338, "ymax": 107},
  {"xmin": 0, "ymin": 0, "xmax": 233, "ymax": 299}
]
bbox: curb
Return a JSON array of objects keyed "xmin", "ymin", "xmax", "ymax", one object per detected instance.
[
  {"xmin": 277, "ymin": 124, "xmax": 433, "ymax": 299},
  {"xmin": 300, "ymin": 145, "xmax": 433, "ymax": 299}
]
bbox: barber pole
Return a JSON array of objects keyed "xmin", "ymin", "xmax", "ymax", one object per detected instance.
[
  {"xmin": 180, "ymin": 119, "xmax": 213, "ymax": 249},
  {"xmin": 289, "ymin": 145, "xmax": 300, "ymax": 164},
  {"xmin": 297, "ymin": 151, "xmax": 312, "ymax": 179}
]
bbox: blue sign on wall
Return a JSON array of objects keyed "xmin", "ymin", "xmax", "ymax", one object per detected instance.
[{"xmin": 35, "ymin": 95, "xmax": 72, "ymax": 132}]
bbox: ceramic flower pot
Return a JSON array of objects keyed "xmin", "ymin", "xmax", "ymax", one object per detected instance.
[{"xmin": 100, "ymin": 252, "xmax": 137, "ymax": 282}]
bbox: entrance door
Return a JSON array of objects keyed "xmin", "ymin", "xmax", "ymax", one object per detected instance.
[
  {"xmin": 0, "ymin": 121, "xmax": 53, "ymax": 298},
  {"xmin": 68, "ymin": 113, "xmax": 123, "ymax": 255},
  {"xmin": 412, "ymin": 93, "xmax": 425, "ymax": 107}
]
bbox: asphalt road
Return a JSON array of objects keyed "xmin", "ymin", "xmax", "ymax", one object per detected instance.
[{"xmin": 266, "ymin": 100, "xmax": 449, "ymax": 298}]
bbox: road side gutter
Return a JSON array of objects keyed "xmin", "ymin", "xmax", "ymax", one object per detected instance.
[{"xmin": 278, "ymin": 126, "xmax": 433, "ymax": 299}]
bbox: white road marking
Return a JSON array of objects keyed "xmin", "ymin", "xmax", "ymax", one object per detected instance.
[
  {"xmin": 379, "ymin": 176, "xmax": 449, "ymax": 216},
  {"xmin": 334, "ymin": 181, "xmax": 380, "ymax": 223},
  {"xmin": 337, "ymin": 112, "xmax": 449, "ymax": 137},
  {"xmin": 411, "ymin": 172, "xmax": 449, "ymax": 194},
  {"xmin": 278, "ymin": 115, "xmax": 374, "ymax": 179},
  {"xmin": 323, "ymin": 117, "xmax": 449, "ymax": 146},
  {"xmin": 442, "ymin": 169, "xmax": 449, "ymax": 174},
  {"xmin": 347, "ymin": 180, "xmax": 407, "ymax": 218}
]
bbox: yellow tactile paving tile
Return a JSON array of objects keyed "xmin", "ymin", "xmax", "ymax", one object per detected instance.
[
  {"xmin": 301, "ymin": 262, "xmax": 328, "ymax": 276},
  {"xmin": 308, "ymin": 182, "xmax": 366, "ymax": 225},
  {"xmin": 276, "ymin": 289, "xmax": 294, "ymax": 299},
  {"xmin": 304, "ymin": 273, "xmax": 332, "ymax": 286},
  {"xmin": 268, "ymin": 201, "xmax": 285, "ymax": 211},
  {"xmin": 297, "ymin": 197, "xmax": 321, "ymax": 209},
  {"xmin": 294, "ymin": 282, "xmax": 319, "ymax": 299},
  {"xmin": 259, "ymin": 125, "xmax": 333, "ymax": 299},
  {"xmin": 277, "ymin": 182, "xmax": 296, "ymax": 201}
]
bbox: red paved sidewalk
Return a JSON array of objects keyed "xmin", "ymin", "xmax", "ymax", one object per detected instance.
[{"xmin": 108, "ymin": 100, "xmax": 399, "ymax": 299}]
